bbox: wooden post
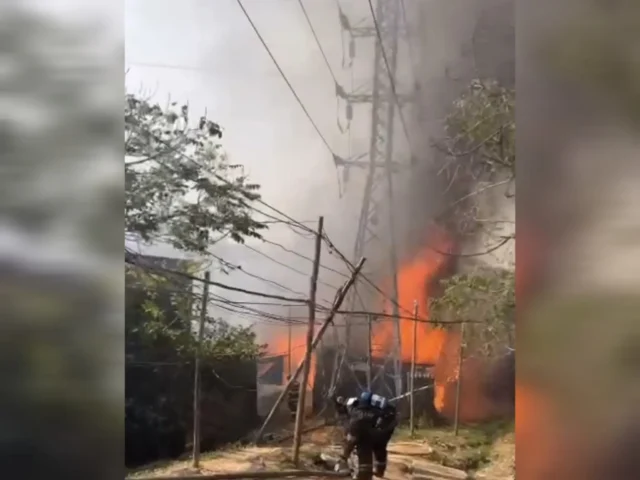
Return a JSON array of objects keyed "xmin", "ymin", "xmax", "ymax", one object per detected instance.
[
  {"xmin": 192, "ymin": 271, "xmax": 210, "ymax": 468},
  {"xmin": 366, "ymin": 315, "xmax": 373, "ymax": 389},
  {"xmin": 454, "ymin": 322, "xmax": 465, "ymax": 436},
  {"xmin": 410, "ymin": 300, "xmax": 418, "ymax": 437},
  {"xmin": 292, "ymin": 216, "xmax": 323, "ymax": 464},
  {"xmin": 287, "ymin": 310, "xmax": 292, "ymax": 377},
  {"xmin": 254, "ymin": 257, "xmax": 366, "ymax": 444}
]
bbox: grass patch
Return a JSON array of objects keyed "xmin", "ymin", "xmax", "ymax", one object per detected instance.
[{"xmin": 395, "ymin": 419, "xmax": 514, "ymax": 471}]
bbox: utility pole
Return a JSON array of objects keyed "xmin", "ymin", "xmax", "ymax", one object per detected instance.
[
  {"xmin": 410, "ymin": 300, "xmax": 418, "ymax": 437},
  {"xmin": 192, "ymin": 271, "xmax": 210, "ymax": 468},
  {"xmin": 337, "ymin": 0, "xmax": 408, "ymax": 399},
  {"xmin": 287, "ymin": 308, "xmax": 292, "ymax": 377},
  {"xmin": 454, "ymin": 322, "xmax": 465, "ymax": 436},
  {"xmin": 254, "ymin": 258, "xmax": 366, "ymax": 444},
  {"xmin": 292, "ymin": 217, "xmax": 324, "ymax": 465},
  {"xmin": 367, "ymin": 314, "xmax": 373, "ymax": 389}
]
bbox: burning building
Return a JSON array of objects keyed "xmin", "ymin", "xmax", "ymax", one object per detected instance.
[{"xmin": 257, "ymin": 345, "xmax": 313, "ymax": 421}]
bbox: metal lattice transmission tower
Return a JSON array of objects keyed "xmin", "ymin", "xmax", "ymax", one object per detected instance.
[{"xmin": 337, "ymin": 0, "xmax": 410, "ymax": 398}]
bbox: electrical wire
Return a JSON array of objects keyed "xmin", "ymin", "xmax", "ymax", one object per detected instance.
[
  {"xmin": 209, "ymin": 252, "xmax": 310, "ymax": 298},
  {"xmin": 296, "ymin": 0, "xmax": 339, "ymax": 85},
  {"xmin": 235, "ymin": 0, "xmax": 338, "ymax": 160},
  {"xmin": 320, "ymin": 231, "xmax": 417, "ymax": 318},
  {"xmin": 260, "ymin": 237, "xmax": 350, "ymax": 279},
  {"xmin": 127, "ymin": 120, "xmax": 324, "ymax": 250},
  {"xmin": 242, "ymin": 242, "xmax": 342, "ymax": 294},
  {"xmin": 126, "ymin": 248, "xmax": 308, "ymax": 304}
]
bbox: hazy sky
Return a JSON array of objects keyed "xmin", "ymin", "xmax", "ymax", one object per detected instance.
[{"xmin": 124, "ymin": 0, "xmax": 388, "ymax": 330}]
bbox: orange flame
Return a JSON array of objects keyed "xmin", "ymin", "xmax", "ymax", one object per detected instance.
[
  {"xmin": 372, "ymin": 228, "xmax": 458, "ymax": 412},
  {"xmin": 266, "ymin": 326, "xmax": 316, "ymax": 388},
  {"xmin": 372, "ymin": 228, "xmax": 503, "ymax": 421}
]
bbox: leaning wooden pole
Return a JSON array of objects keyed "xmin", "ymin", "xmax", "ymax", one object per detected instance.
[
  {"xmin": 292, "ymin": 216, "xmax": 323, "ymax": 465},
  {"xmin": 254, "ymin": 257, "xmax": 366, "ymax": 444}
]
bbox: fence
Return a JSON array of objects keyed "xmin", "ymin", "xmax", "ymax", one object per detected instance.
[{"xmin": 125, "ymin": 358, "xmax": 258, "ymax": 467}]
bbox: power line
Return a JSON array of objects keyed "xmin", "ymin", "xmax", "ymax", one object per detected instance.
[
  {"xmin": 125, "ymin": 249, "xmax": 308, "ymax": 304},
  {"xmin": 242, "ymin": 242, "xmax": 342, "ymax": 293},
  {"xmin": 127, "ymin": 120, "xmax": 322, "ymax": 247},
  {"xmin": 128, "ymin": 77, "xmax": 339, "ymax": 247},
  {"xmin": 366, "ymin": 0, "xmax": 414, "ymax": 153},
  {"xmin": 208, "ymin": 297, "xmax": 303, "ymax": 326},
  {"xmin": 126, "ymin": 127, "xmax": 346, "ymax": 306},
  {"xmin": 296, "ymin": 0, "xmax": 339, "ymax": 85},
  {"xmin": 260, "ymin": 237, "xmax": 350, "ymax": 279},
  {"xmin": 320, "ymin": 231, "xmax": 416, "ymax": 318},
  {"xmin": 208, "ymin": 252, "xmax": 309, "ymax": 298},
  {"xmin": 235, "ymin": 0, "xmax": 338, "ymax": 159}
]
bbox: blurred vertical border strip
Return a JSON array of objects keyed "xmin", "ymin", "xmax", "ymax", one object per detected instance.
[
  {"xmin": 518, "ymin": 0, "xmax": 640, "ymax": 479},
  {"xmin": 0, "ymin": 1, "xmax": 124, "ymax": 480}
]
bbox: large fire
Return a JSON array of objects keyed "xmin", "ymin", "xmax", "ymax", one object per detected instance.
[
  {"xmin": 372, "ymin": 228, "xmax": 500, "ymax": 422},
  {"xmin": 371, "ymin": 228, "xmax": 456, "ymax": 412},
  {"xmin": 264, "ymin": 227, "xmax": 502, "ymax": 423}
]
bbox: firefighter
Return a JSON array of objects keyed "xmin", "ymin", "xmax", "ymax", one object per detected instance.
[
  {"xmin": 367, "ymin": 393, "xmax": 398, "ymax": 478},
  {"xmin": 333, "ymin": 391, "xmax": 397, "ymax": 479}
]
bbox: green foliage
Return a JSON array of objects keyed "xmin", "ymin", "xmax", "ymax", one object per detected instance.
[
  {"xmin": 444, "ymin": 79, "xmax": 515, "ymax": 177},
  {"xmin": 126, "ymin": 263, "xmax": 264, "ymax": 362},
  {"xmin": 125, "ymin": 262, "xmax": 264, "ymax": 465},
  {"xmin": 395, "ymin": 421, "xmax": 514, "ymax": 472},
  {"xmin": 123, "ymin": 91, "xmax": 265, "ymax": 375},
  {"xmin": 435, "ymin": 79, "xmax": 515, "ymax": 241},
  {"xmin": 125, "ymin": 93, "xmax": 267, "ymax": 254},
  {"xmin": 124, "ymin": 93, "xmax": 267, "ymax": 464},
  {"xmin": 430, "ymin": 270, "xmax": 515, "ymax": 357}
]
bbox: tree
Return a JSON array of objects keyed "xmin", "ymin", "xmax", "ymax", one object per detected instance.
[
  {"xmin": 125, "ymin": 93, "xmax": 267, "ymax": 254},
  {"xmin": 124, "ymin": 95, "xmax": 269, "ymax": 464},
  {"xmin": 444, "ymin": 79, "xmax": 515, "ymax": 177},
  {"xmin": 125, "ymin": 257, "xmax": 264, "ymax": 362},
  {"xmin": 434, "ymin": 79, "xmax": 515, "ymax": 246},
  {"xmin": 429, "ymin": 78, "xmax": 515, "ymax": 363},
  {"xmin": 125, "ymin": 258, "xmax": 264, "ymax": 466},
  {"xmin": 429, "ymin": 269, "xmax": 515, "ymax": 359}
]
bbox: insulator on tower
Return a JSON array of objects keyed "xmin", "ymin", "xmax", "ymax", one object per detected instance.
[
  {"xmin": 349, "ymin": 38, "xmax": 356, "ymax": 60},
  {"xmin": 346, "ymin": 103, "xmax": 353, "ymax": 121}
]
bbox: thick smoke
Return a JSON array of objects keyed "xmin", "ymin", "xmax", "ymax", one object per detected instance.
[{"xmin": 257, "ymin": 0, "xmax": 515, "ymax": 355}]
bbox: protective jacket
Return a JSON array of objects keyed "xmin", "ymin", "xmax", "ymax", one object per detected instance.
[{"xmin": 333, "ymin": 393, "xmax": 397, "ymax": 479}]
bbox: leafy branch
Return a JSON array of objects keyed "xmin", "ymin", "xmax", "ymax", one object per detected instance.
[
  {"xmin": 429, "ymin": 269, "xmax": 515, "ymax": 358},
  {"xmin": 125, "ymin": 93, "xmax": 267, "ymax": 255},
  {"xmin": 432, "ymin": 78, "xmax": 515, "ymax": 248}
]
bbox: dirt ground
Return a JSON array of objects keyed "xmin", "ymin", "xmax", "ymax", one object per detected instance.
[{"xmin": 128, "ymin": 423, "xmax": 515, "ymax": 480}]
